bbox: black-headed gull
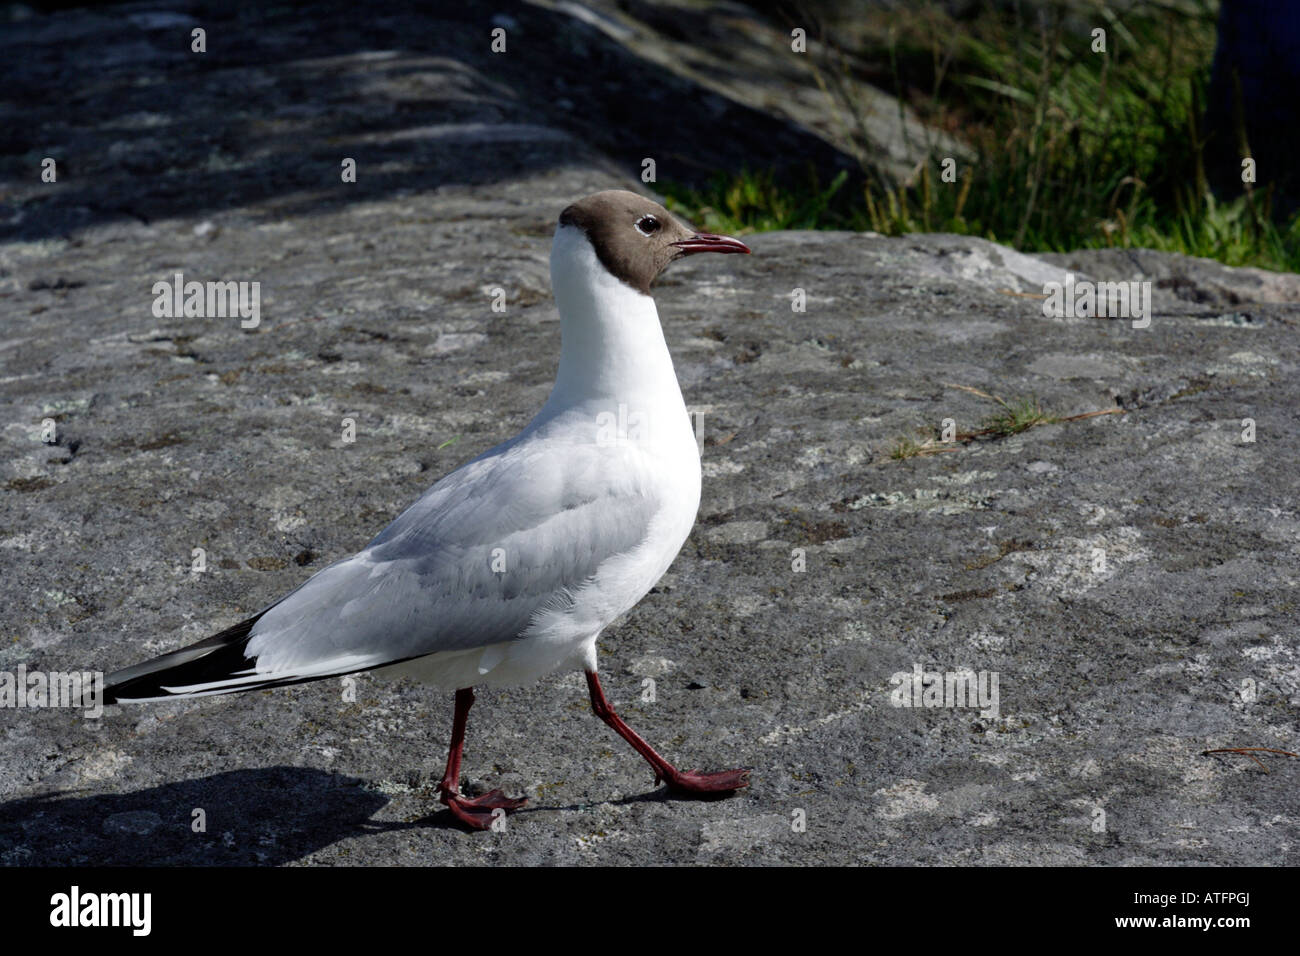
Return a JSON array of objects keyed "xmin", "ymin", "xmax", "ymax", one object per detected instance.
[{"xmin": 103, "ymin": 190, "xmax": 752, "ymax": 829}]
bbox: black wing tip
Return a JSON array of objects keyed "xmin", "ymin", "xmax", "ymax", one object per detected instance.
[{"xmin": 102, "ymin": 613, "xmax": 265, "ymax": 704}]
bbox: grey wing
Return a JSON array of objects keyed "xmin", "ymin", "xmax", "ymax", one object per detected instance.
[{"xmin": 242, "ymin": 434, "xmax": 662, "ymax": 679}]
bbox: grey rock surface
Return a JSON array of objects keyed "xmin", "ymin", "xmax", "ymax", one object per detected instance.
[
  {"xmin": 1, "ymin": 0, "xmax": 1299, "ymax": 866},
  {"xmin": 538, "ymin": 0, "xmax": 974, "ymax": 183}
]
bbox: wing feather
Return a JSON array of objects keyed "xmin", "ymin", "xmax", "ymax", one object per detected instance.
[{"xmin": 243, "ymin": 427, "xmax": 663, "ymax": 676}]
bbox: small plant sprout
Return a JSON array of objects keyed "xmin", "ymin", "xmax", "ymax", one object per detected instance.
[{"xmin": 887, "ymin": 384, "xmax": 1124, "ymax": 462}]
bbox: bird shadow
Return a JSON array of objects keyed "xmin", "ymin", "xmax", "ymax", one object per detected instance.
[
  {"xmin": 0, "ymin": 767, "xmax": 391, "ymax": 866},
  {"xmin": 0, "ymin": 767, "xmax": 751, "ymax": 859}
]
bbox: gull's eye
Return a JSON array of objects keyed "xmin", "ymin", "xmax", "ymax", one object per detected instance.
[{"xmin": 635, "ymin": 215, "xmax": 661, "ymax": 237}]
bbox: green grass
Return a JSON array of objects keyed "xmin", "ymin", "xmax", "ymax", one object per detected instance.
[
  {"xmin": 885, "ymin": 385, "xmax": 1123, "ymax": 460},
  {"xmin": 980, "ymin": 395, "xmax": 1060, "ymax": 438},
  {"xmin": 664, "ymin": 168, "xmax": 853, "ymax": 233},
  {"xmin": 661, "ymin": 0, "xmax": 1300, "ymax": 273},
  {"xmin": 887, "ymin": 392, "xmax": 1057, "ymax": 459},
  {"xmin": 888, "ymin": 428, "xmax": 944, "ymax": 461}
]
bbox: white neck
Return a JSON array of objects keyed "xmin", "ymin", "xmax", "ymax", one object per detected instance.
[{"xmin": 542, "ymin": 224, "xmax": 684, "ymax": 410}]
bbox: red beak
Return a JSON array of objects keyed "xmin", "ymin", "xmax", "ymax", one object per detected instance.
[{"xmin": 672, "ymin": 233, "xmax": 752, "ymax": 256}]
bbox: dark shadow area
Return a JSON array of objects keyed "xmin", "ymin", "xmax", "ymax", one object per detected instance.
[
  {"xmin": 1204, "ymin": 0, "xmax": 1300, "ymax": 218},
  {"xmin": 0, "ymin": 767, "xmax": 389, "ymax": 865},
  {"xmin": 0, "ymin": 765, "xmax": 751, "ymax": 863},
  {"xmin": 0, "ymin": 0, "xmax": 857, "ymax": 242}
]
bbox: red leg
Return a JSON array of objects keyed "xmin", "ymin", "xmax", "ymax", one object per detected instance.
[
  {"xmin": 585, "ymin": 671, "xmax": 750, "ymax": 795},
  {"xmin": 436, "ymin": 687, "xmax": 526, "ymax": 830}
]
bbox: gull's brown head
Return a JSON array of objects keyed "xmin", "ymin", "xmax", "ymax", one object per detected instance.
[{"xmin": 557, "ymin": 190, "xmax": 750, "ymax": 295}]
